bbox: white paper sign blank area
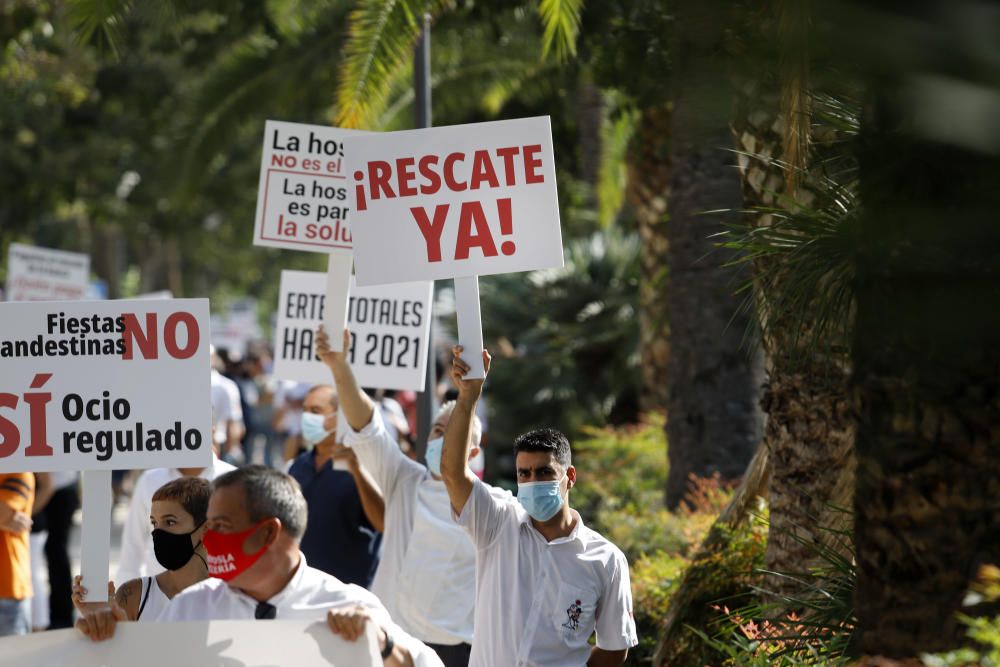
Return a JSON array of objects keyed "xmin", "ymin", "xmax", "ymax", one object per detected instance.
[
  {"xmin": 0, "ymin": 619, "xmax": 381, "ymax": 667},
  {"xmin": 273, "ymin": 271, "xmax": 433, "ymax": 391},
  {"xmin": 349, "ymin": 116, "xmax": 564, "ymax": 286},
  {"xmin": 253, "ymin": 120, "xmax": 370, "ymax": 254},
  {"xmin": 0, "ymin": 299, "xmax": 213, "ymax": 473}
]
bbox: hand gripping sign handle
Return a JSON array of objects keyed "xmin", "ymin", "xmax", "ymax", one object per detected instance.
[
  {"xmin": 454, "ymin": 275, "xmax": 486, "ymax": 379},
  {"xmin": 79, "ymin": 470, "xmax": 113, "ymax": 603},
  {"xmin": 324, "ymin": 253, "xmax": 353, "ymax": 353}
]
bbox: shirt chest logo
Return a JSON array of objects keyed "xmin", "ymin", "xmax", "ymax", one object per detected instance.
[{"xmin": 562, "ymin": 599, "xmax": 583, "ymax": 631}]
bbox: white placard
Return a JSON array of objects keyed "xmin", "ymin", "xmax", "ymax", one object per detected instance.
[
  {"xmin": 0, "ymin": 619, "xmax": 381, "ymax": 666},
  {"xmin": 5, "ymin": 243, "xmax": 90, "ymax": 302},
  {"xmin": 0, "ymin": 299, "xmax": 213, "ymax": 473},
  {"xmin": 253, "ymin": 120, "xmax": 369, "ymax": 254},
  {"xmin": 348, "ymin": 116, "xmax": 564, "ymax": 286},
  {"xmin": 273, "ymin": 271, "xmax": 432, "ymax": 391}
]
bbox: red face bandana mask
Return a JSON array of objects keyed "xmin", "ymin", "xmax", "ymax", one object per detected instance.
[{"xmin": 202, "ymin": 520, "xmax": 270, "ymax": 581}]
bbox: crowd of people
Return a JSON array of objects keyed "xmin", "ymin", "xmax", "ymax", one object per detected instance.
[{"xmin": 0, "ymin": 327, "xmax": 638, "ymax": 666}]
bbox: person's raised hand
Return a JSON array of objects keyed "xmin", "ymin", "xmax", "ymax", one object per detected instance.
[
  {"xmin": 315, "ymin": 326, "xmax": 351, "ymax": 369},
  {"xmin": 75, "ymin": 601, "xmax": 127, "ymax": 642},
  {"xmin": 450, "ymin": 345, "xmax": 491, "ymax": 402},
  {"xmin": 1, "ymin": 510, "xmax": 31, "ymax": 534},
  {"xmin": 326, "ymin": 605, "xmax": 373, "ymax": 642},
  {"xmin": 70, "ymin": 576, "xmax": 115, "ymax": 612}
]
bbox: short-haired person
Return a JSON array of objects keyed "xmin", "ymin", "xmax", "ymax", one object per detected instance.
[
  {"xmin": 76, "ymin": 466, "xmax": 442, "ymax": 667},
  {"xmin": 73, "ymin": 477, "xmax": 212, "ymax": 621},
  {"xmin": 316, "ymin": 327, "xmax": 510, "ymax": 666},
  {"xmin": 287, "ymin": 384, "xmax": 384, "ymax": 587},
  {"xmin": 441, "ymin": 347, "xmax": 638, "ymax": 667},
  {"xmin": 116, "ymin": 451, "xmax": 234, "ymax": 587}
]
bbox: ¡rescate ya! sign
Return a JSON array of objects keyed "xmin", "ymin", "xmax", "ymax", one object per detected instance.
[
  {"xmin": 0, "ymin": 300, "xmax": 212, "ymax": 473},
  {"xmin": 348, "ymin": 116, "xmax": 565, "ymax": 286}
]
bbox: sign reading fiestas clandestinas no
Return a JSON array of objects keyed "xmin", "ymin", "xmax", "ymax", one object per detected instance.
[
  {"xmin": 348, "ymin": 116, "xmax": 564, "ymax": 286},
  {"xmin": 6, "ymin": 243, "xmax": 90, "ymax": 302},
  {"xmin": 0, "ymin": 300, "xmax": 212, "ymax": 473},
  {"xmin": 273, "ymin": 271, "xmax": 432, "ymax": 391},
  {"xmin": 253, "ymin": 120, "xmax": 368, "ymax": 253}
]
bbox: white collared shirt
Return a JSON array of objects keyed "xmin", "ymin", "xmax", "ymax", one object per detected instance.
[
  {"xmin": 458, "ymin": 478, "xmax": 638, "ymax": 666},
  {"xmin": 346, "ymin": 409, "xmax": 511, "ymax": 645},
  {"xmin": 159, "ymin": 554, "xmax": 442, "ymax": 667},
  {"xmin": 115, "ymin": 457, "xmax": 236, "ymax": 586}
]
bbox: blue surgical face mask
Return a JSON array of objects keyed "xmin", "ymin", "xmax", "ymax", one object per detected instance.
[
  {"xmin": 517, "ymin": 477, "xmax": 566, "ymax": 522},
  {"xmin": 424, "ymin": 437, "xmax": 444, "ymax": 476},
  {"xmin": 301, "ymin": 412, "xmax": 332, "ymax": 446}
]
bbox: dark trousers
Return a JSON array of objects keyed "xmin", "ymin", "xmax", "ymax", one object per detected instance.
[
  {"xmin": 44, "ymin": 485, "xmax": 79, "ymax": 629},
  {"xmin": 426, "ymin": 642, "xmax": 472, "ymax": 667}
]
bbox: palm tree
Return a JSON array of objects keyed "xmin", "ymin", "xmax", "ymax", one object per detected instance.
[
  {"xmin": 728, "ymin": 0, "xmax": 858, "ymax": 598},
  {"xmin": 846, "ymin": 1, "xmax": 1000, "ymax": 655}
]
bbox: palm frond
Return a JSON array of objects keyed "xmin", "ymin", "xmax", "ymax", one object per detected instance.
[
  {"xmin": 597, "ymin": 100, "xmax": 638, "ymax": 227},
  {"xmin": 336, "ymin": 0, "xmax": 453, "ymax": 129},
  {"xmin": 537, "ymin": 0, "xmax": 583, "ymax": 62},
  {"xmin": 65, "ymin": 0, "xmax": 133, "ymax": 56}
]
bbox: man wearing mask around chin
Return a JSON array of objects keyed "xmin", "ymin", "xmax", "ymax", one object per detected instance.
[
  {"xmin": 316, "ymin": 327, "xmax": 511, "ymax": 667},
  {"xmin": 75, "ymin": 466, "xmax": 443, "ymax": 667},
  {"xmin": 287, "ymin": 384, "xmax": 384, "ymax": 588},
  {"xmin": 441, "ymin": 347, "xmax": 638, "ymax": 667},
  {"xmin": 72, "ymin": 477, "xmax": 212, "ymax": 621}
]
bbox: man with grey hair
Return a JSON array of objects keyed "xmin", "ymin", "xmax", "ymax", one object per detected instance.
[
  {"xmin": 76, "ymin": 466, "xmax": 443, "ymax": 667},
  {"xmin": 317, "ymin": 328, "xmax": 510, "ymax": 667}
]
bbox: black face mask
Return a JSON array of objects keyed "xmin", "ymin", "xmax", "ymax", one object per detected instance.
[{"xmin": 151, "ymin": 525, "xmax": 202, "ymax": 571}]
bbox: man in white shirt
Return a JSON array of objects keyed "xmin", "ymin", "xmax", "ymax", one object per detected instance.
[
  {"xmin": 441, "ymin": 347, "xmax": 638, "ymax": 667},
  {"xmin": 78, "ymin": 466, "xmax": 443, "ymax": 667},
  {"xmin": 115, "ymin": 455, "xmax": 235, "ymax": 587},
  {"xmin": 317, "ymin": 327, "xmax": 509, "ymax": 666}
]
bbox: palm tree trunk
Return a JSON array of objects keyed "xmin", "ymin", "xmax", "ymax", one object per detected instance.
[
  {"xmin": 735, "ymin": 28, "xmax": 855, "ymax": 603},
  {"xmin": 852, "ymin": 62, "xmax": 1000, "ymax": 655},
  {"xmin": 664, "ymin": 0, "xmax": 764, "ymax": 509},
  {"xmin": 627, "ymin": 105, "xmax": 671, "ymax": 415}
]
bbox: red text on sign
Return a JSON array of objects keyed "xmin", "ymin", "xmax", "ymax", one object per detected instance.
[{"xmin": 354, "ymin": 145, "xmax": 545, "ymax": 211}]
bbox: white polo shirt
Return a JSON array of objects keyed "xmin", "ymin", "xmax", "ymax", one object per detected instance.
[
  {"xmin": 160, "ymin": 554, "xmax": 443, "ymax": 667},
  {"xmin": 115, "ymin": 457, "xmax": 236, "ymax": 586},
  {"xmin": 458, "ymin": 478, "xmax": 638, "ymax": 666},
  {"xmin": 345, "ymin": 409, "xmax": 512, "ymax": 645}
]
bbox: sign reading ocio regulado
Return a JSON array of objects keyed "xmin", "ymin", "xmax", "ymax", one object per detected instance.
[
  {"xmin": 0, "ymin": 300, "xmax": 212, "ymax": 473},
  {"xmin": 273, "ymin": 271, "xmax": 432, "ymax": 391}
]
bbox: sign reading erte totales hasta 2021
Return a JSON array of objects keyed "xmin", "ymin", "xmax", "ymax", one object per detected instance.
[
  {"xmin": 347, "ymin": 116, "xmax": 565, "ymax": 286},
  {"xmin": 0, "ymin": 300, "xmax": 212, "ymax": 473}
]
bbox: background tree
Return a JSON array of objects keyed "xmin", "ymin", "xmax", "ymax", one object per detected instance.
[{"xmin": 845, "ymin": 0, "xmax": 1000, "ymax": 655}]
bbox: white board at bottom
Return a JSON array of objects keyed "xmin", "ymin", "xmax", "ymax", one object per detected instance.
[{"xmin": 0, "ymin": 619, "xmax": 380, "ymax": 666}]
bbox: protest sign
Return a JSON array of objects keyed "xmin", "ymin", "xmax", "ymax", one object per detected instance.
[
  {"xmin": 253, "ymin": 120, "xmax": 369, "ymax": 253},
  {"xmin": 273, "ymin": 270, "xmax": 433, "ymax": 391},
  {"xmin": 348, "ymin": 116, "xmax": 564, "ymax": 286},
  {"xmin": 0, "ymin": 299, "xmax": 213, "ymax": 473},
  {"xmin": 5, "ymin": 243, "xmax": 90, "ymax": 302},
  {"xmin": 0, "ymin": 619, "xmax": 381, "ymax": 667}
]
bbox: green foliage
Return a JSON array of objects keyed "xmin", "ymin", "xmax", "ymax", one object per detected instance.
[
  {"xmin": 538, "ymin": 0, "xmax": 582, "ymax": 62},
  {"xmin": 480, "ymin": 227, "xmax": 640, "ymax": 457},
  {"xmin": 722, "ymin": 92, "xmax": 862, "ymax": 360},
  {"xmin": 924, "ymin": 566, "xmax": 1000, "ymax": 667},
  {"xmin": 597, "ymin": 96, "xmax": 638, "ymax": 228},
  {"xmin": 690, "ymin": 513, "xmax": 858, "ymax": 666},
  {"xmin": 630, "ymin": 550, "xmax": 689, "ymax": 661},
  {"xmin": 336, "ymin": 0, "xmax": 453, "ymax": 129},
  {"xmin": 659, "ymin": 519, "xmax": 770, "ymax": 666}
]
